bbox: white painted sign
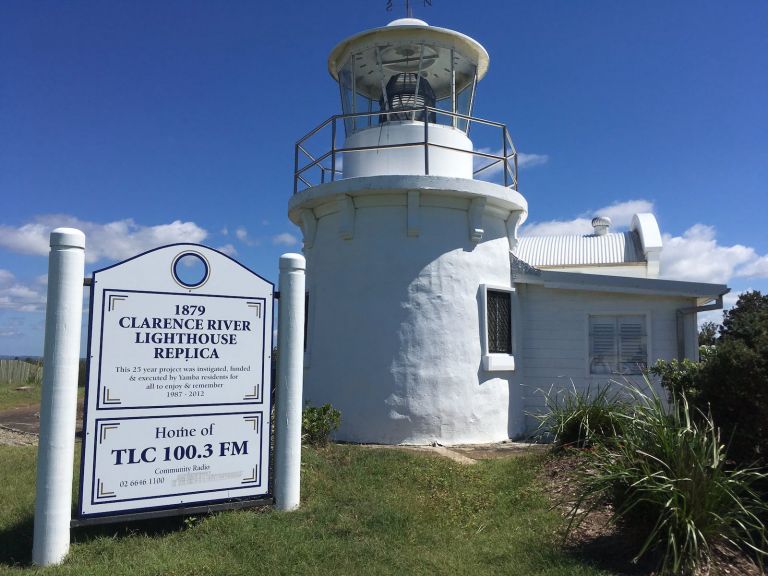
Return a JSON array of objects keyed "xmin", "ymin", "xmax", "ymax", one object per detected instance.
[
  {"xmin": 94, "ymin": 291, "xmax": 267, "ymax": 409},
  {"xmin": 79, "ymin": 244, "xmax": 274, "ymax": 518}
]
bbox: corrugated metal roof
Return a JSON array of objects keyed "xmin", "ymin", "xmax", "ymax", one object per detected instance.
[{"xmin": 514, "ymin": 231, "xmax": 645, "ymax": 267}]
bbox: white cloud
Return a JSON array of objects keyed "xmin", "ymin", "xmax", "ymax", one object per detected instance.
[
  {"xmin": 216, "ymin": 243, "xmax": 238, "ymax": 257},
  {"xmin": 0, "ymin": 316, "xmax": 25, "ymax": 338},
  {"xmin": 517, "ymin": 153, "xmax": 549, "ymax": 168},
  {"xmin": 0, "ymin": 223, "xmax": 51, "ymax": 256},
  {"xmin": 0, "ymin": 269, "xmax": 47, "ymax": 312},
  {"xmin": 521, "ymin": 199, "xmax": 655, "ymax": 237},
  {"xmin": 233, "ymin": 225, "xmax": 260, "ymax": 246},
  {"xmin": 272, "ymin": 233, "xmax": 299, "ymax": 247},
  {"xmin": 597, "ymin": 200, "xmax": 654, "ymax": 227},
  {"xmin": 736, "ymin": 255, "xmax": 768, "ymax": 278},
  {"xmin": 660, "ymin": 224, "xmax": 756, "ymax": 284},
  {"xmin": 0, "ymin": 215, "xmax": 207, "ymax": 264},
  {"xmin": 522, "ymin": 217, "xmax": 594, "ymax": 237}
]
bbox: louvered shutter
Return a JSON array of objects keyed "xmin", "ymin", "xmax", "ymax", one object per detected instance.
[
  {"xmin": 590, "ymin": 316, "xmax": 617, "ymax": 374},
  {"xmin": 618, "ymin": 316, "xmax": 647, "ymax": 374}
]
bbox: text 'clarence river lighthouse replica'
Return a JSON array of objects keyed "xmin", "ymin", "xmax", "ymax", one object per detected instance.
[{"xmin": 289, "ymin": 17, "xmax": 528, "ymax": 445}]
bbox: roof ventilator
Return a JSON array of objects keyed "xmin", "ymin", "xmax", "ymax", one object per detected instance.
[{"xmin": 591, "ymin": 216, "xmax": 611, "ymax": 236}]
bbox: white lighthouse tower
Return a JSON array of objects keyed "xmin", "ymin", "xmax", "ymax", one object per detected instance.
[{"xmin": 289, "ymin": 18, "xmax": 528, "ymax": 444}]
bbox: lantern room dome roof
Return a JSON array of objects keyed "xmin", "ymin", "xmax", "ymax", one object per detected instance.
[
  {"xmin": 386, "ymin": 18, "xmax": 428, "ymax": 27},
  {"xmin": 327, "ymin": 20, "xmax": 490, "ymax": 88}
]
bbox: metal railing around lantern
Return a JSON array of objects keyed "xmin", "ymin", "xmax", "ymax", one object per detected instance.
[{"xmin": 294, "ymin": 106, "xmax": 518, "ymax": 194}]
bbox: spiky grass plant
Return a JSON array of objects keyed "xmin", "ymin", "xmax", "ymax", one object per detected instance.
[
  {"xmin": 533, "ymin": 382, "xmax": 630, "ymax": 449},
  {"xmin": 567, "ymin": 380, "xmax": 768, "ymax": 574}
]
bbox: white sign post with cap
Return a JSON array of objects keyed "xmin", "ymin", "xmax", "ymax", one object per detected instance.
[{"xmin": 33, "ymin": 228, "xmax": 86, "ymax": 566}]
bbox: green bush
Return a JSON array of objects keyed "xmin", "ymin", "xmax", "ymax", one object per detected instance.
[
  {"xmin": 533, "ymin": 383, "xmax": 629, "ymax": 449},
  {"xmin": 653, "ymin": 291, "xmax": 768, "ymax": 466},
  {"xmin": 649, "ymin": 357, "xmax": 704, "ymax": 401},
  {"xmin": 720, "ymin": 290, "xmax": 768, "ymax": 348},
  {"xmin": 568, "ymin": 383, "xmax": 768, "ymax": 575},
  {"xmin": 302, "ymin": 403, "xmax": 341, "ymax": 447},
  {"xmin": 698, "ymin": 320, "xmax": 719, "ymax": 345},
  {"xmin": 697, "ymin": 338, "xmax": 768, "ymax": 465}
]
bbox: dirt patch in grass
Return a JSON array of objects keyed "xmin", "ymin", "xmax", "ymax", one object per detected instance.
[
  {"xmin": 0, "ymin": 404, "xmax": 41, "ymax": 437},
  {"xmin": 0, "ymin": 401, "xmax": 84, "ymax": 444},
  {"xmin": 450, "ymin": 440, "xmax": 546, "ymax": 460},
  {"xmin": 542, "ymin": 451, "xmax": 766, "ymax": 576},
  {"xmin": 358, "ymin": 440, "xmax": 547, "ymax": 465}
]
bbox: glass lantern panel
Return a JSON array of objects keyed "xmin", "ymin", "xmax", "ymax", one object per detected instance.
[
  {"xmin": 434, "ymin": 96, "xmax": 452, "ymax": 127},
  {"xmin": 338, "ymin": 57, "xmax": 356, "ymax": 135},
  {"xmin": 355, "ymin": 92, "xmax": 375, "ymax": 130},
  {"xmin": 455, "ymin": 70, "xmax": 477, "ymax": 132},
  {"xmin": 336, "ymin": 44, "xmax": 479, "ymax": 134}
]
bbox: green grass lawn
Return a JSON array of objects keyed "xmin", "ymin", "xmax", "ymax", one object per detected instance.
[
  {"xmin": 0, "ymin": 386, "xmax": 40, "ymax": 411},
  {"xmin": 0, "ymin": 360, "xmax": 85, "ymax": 411},
  {"xmin": 0, "ymin": 443, "xmax": 614, "ymax": 576},
  {"xmin": 0, "ymin": 360, "xmax": 44, "ymax": 410}
]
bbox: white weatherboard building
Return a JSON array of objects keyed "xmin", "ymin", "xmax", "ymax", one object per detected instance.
[{"xmin": 288, "ymin": 18, "xmax": 728, "ymax": 445}]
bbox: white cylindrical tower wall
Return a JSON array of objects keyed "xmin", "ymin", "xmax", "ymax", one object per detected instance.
[
  {"xmin": 343, "ymin": 123, "xmax": 473, "ymax": 179},
  {"xmin": 296, "ymin": 181, "xmax": 526, "ymax": 445}
]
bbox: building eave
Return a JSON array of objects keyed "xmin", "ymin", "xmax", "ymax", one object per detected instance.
[{"xmin": 511, "ymin": 255, "xmax": 729, "ymax": 304}]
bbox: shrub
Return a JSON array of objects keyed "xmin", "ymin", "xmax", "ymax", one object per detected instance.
[
  {"xmin": 697, "ymin": 338, "xmax": 768, "ymax": 465},
  {"xmin": 649, "ymin": 357, "xmax": 704, "ymax": 402},
  {"xmin": 720, "ymin": 290, "xmax": 768, "ymax": 349},
  {"xmin": 302, "ymin": 403, "xmax": 341, "ymax": 447},
  {"xmin": 533, "ymin": 383, "xmax": 629, "ymax": 449},
  {"xmin": 696, "ymin": 292, "xmax": 768, "ymax": 465},
  {"xmin": 568, "ymin": 382, "xmax": 768, "ymax": 575},
  {"xmin": 698, "ymin": 321, "xmax": 718, "ymax": 346},
  {"xmin": 653, "ymin": 290, "xmax": 768, "ymax": 466}
]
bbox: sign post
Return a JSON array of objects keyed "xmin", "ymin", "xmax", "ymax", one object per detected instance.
[
  {"xmin": 33, "ymin": 228, "xmax": 86, "ymax": 566},
  {"xmin": 274, "ymin": 253, "xmax": 305, "ymax": 511},
  {"xmin": 78, "ymin": 244, "xmax": 274, "ymax": 519}
]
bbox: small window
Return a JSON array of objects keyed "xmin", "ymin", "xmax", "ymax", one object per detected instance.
[
  {"xmin": 481, "ymin": 286, "xmax": 515, "ymax": 371},
  {"xmin": 589, "ymin": 315, "xmax": 647, "ymax": 375},
  {"xmin": 487, "ymin": 290, "xmax": 512, "ymax": 354}
]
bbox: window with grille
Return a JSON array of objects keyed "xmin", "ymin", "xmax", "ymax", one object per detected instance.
[
  {"xmin": 487, "ymin": 290, "xmax": 512, "ymax": 354},
  {"xmin": 589, "ymin": 315, "xmax": 647, "ymax": 374}
]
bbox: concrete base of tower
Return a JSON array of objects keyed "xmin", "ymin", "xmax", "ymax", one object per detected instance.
[{"xmin": 289, "ymin": 175, "xmax": 528, "ymax": 445}]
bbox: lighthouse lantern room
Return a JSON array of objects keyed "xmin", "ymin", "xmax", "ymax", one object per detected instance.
[{"xmin": 329, "ymin": 17, "xmax": 488, "ymax": 179}]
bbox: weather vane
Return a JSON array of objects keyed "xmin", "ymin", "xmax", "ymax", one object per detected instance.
[{"xmin": 386, "ymin": 0, "xmax": 432, "ymax": 18}]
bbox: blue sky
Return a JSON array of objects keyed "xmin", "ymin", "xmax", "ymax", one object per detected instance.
[{"xmin": 1, "ymin": 0, "xmax": 767, "ymax": 355}]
